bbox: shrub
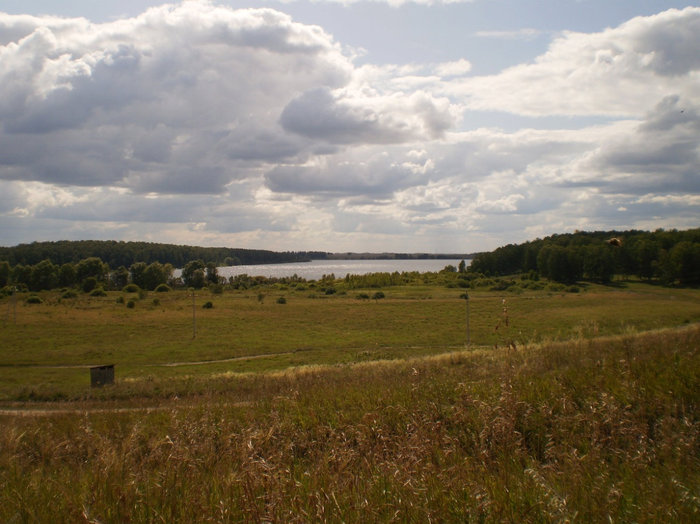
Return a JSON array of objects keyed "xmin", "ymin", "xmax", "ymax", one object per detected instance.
[
  {"xmin": 152, "ymin": 298, "xmax": 160, "ymax": 306},
  {"xmin": 126, "ymin": 300, "xmax": 136, "ymax": 309},
  {"xmin": 90, "ymin": 287, "xmax": 107, "ymax": 297},
  {"xmin": 356, "ymin": 293, "xmax": 370, "ymax": 300},
  {"xmin": 372, "ymin": 291, "xmax": 385, "ymax": 300},
  {"xmin": 276, "ymin": 296, "xmax": 287, "ymax": 304},
  {"xmin": 155, "ymin": 284, "xmax": 171, "ymax": 293},
  {"xmin": 116, "ymin": 296, "xmax": 125, "ymax": 304},
  {"xmin": 202, "ymin": 301, "xmax": 213, "ymax": 309},
  {"xmin": 26, "ymin": 295, "xmax": 43, "ymax": 304},
  {"xmin": 547, "ymin": 282, "xmax": 566, "ymax": 292},
  {"xmin": 61, "ymin": 290, "xmax": 78, "ymax": 299},
  {"xmin": 122, "ymin": 284, "xmax": 140, "ymax": 293},
  {"xmin": 82, "ymin": 277, "xmax": 97, "ymax": 293},
  {"xmin": 209, "ymin": 283, "xmax": 224, "ymax": 294},
  {"xmin": 566, "ymin": 285, "xmax": 580, "ymax": 293}
]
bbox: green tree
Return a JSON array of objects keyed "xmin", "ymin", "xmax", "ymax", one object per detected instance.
[
  {"xmin": 76, "ymin": 257, "xmax": 107, "ymax": 283},
  {"xmin": 182, "ymin": 260, "xmax": 206, "ymax": 288},
  {"xmin": 143, "ymin": 262, "xmax": 170, "ymax": 290},
  {"xmin": 58, "ymin": 263, "xmax": 77, "ymax": 288},
  {"xmin": 583, "ymin": 245, "xmax": 615, "ymax": 283},
  {"xmin": 0, "ymin": 261, "xmax": 10, "ymax": 287},
  {"xmin": 12, "ymin": 264, "xmax": 32, "ymax": 288},
  {"xmin": 30, "ymin": 259, "xmax": 59, "ymax": 291},
  {"xmin": 205, "ymin": 262, "xmax": 220, "ymax": 285},
  {"xmin": 635, "ymin": 240, "xmax": 659, "ymax": 280},
  {"xmin": 111, "ymin": 266, "xmax": 130, "ymax": 289},
  {"xmin": 538, "ymin": 245, "xmax": 582, "ymax": 283},
  {"xmin": 663, "ymin": 241, "xmax": 700, "ymax": 286},
  {"xmin": 129, "ymin": 262, "xmax": 148, "ymax": 289}
]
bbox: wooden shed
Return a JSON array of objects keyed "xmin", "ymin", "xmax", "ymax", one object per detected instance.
[{"xmin": 90, "ymin": 365, "xmax": 115, "ymax": 387}]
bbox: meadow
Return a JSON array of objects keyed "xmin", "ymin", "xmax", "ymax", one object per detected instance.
[{"xmin": 0, "ymin": 279, "xmax": 698, "ymax": 522}]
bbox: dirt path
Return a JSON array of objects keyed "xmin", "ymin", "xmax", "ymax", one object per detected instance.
[
  {"xmin": 0, "ymin": 405, "xmax": 174, "ymax": 417},
  {"xmin": 1, "ymin": 351, "xmax": 296, "ymax": 369},
  {"xmin": 0, "ymin": 400, "xmax": 253, "ymax": 417}
]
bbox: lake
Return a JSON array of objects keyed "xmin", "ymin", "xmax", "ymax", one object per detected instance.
[{"xmin": 213, "ymin": 258, "xmax": 470, "ymax": 281}]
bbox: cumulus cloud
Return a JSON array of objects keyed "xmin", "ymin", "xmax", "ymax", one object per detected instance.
[
  {"xmin": 583, "ymin": 95, "xmax": 700, "ymax": 194},
  {"xmin": 458, "ymin": 7, "xmax": 700, "ymax": 116},
  {"xmin": 280, "ymin": 86, "xmax": 456, "ymax": 144},
  {"xmin": 0, "ymin": 3, "xmax": 697, "ymax": 251},
  {"xmin": 0, "ymin": 2, "xmax": 353, "ymax": 192}
]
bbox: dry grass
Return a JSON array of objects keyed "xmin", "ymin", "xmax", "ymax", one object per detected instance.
[{"xmin": 1, "ymin": 325, "xmax": 698, "ymax": 522}]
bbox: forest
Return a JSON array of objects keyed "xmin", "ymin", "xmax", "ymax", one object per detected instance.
[
  {"xmin": 468, "ymin": 228, "xmax": 700, "ymax": 286},
  {"xmin": 0, "ymin": 240, "xmax": 321, "ymax": 268},
  {"xmin": 1, "ymin": 228, "xmax": 699, "ymax": 293}
]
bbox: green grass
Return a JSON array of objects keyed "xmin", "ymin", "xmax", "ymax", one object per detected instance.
[{"xmin": 1, "ymin": 281, "xmax": 699, "ymax": 400}]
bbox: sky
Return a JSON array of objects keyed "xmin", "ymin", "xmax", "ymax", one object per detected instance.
[{"xmin": 0, "ymin": 0, "xmax": 698, "ymax": 253}]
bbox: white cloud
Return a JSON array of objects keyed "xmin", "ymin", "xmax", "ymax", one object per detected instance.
[
  {"xmin": 280, "ymin": 86, "xmax": 458, "ymax": 144},
  {"xmin": 0, "ymin": 3, "xmax": 697, "ymax": 251},
  {"xmin": 457, "ymin": 7, "xmax": 700, "ymax": 116},
  {"xmin": 0, "ymin": 2, "xmax": 353, "ymax": 192},
  {"xmin": 474, "ymin": 28, "xmax": 544, "ymax": 40},
  {"xmin": 434, "ymin": 59, "xmax": 472, "ymax": 77}
]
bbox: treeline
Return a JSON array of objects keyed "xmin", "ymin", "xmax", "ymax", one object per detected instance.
[
  {"xmin": 0, "ymin": 240, "xmax": 319, "ymax": 268},
  {"xmin": 0, "ymin": 257, "xmax": 171, "ymax": 294},
  {"xmin": 468, "ymin": 228, "xmax": 700, "ymax": 286},
  {"xmin": 325, "ymin": 253, "xmax": 472, "ymax": 260}
]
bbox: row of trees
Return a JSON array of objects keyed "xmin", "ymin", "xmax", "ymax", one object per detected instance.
[
  {"xmin": 0, "ymin": 257, "xmax": 179, "ymax": 293},
  {"xmin": 0, "ymin": 255, "xmax": 246, "ymax": 293},
  {"xmin": 468, "ymin": 228, "xmax": 700, "ymax": 285}
]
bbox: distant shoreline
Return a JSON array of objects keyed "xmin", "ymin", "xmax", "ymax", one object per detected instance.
[{"xmin": 316, "ymin": 252, "xmax": 476, "ymax": 261}]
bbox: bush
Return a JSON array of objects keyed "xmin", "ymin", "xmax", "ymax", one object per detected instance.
[
  {"xmin": 276, "ymin": 297, "xmax": 287, "ymax": 304},
  {"xmin": 152, "ymin": 298, "xmax": 160, "ymax": 306},
  {"xmin": 61, "ymin": 290, "xmax": 78, "ymax": 299},
  {"xmin": 116, "ymin": 296, "xmax": 125, "ymax": 304},
  {"xmin": 82, "ymin": 277, "xmax": 97, "ymax": 293},
  {"xmin": 356, "ymin": 293, "xmax": 370, "ymax": 300},
  {"xmin": 372, "ymin": 291, "xmax": 386, "ymax": 300},
  {"xmin": 202, "ymin": 301, "xmax": 213, "ymax": 309},
  {"xmin": 26, "ymin": 295, "xmax": 43, "ymax": 304},
  {"xmin": 155, "ymin": 284, "xmax": 171, "ymax": 293},
  {"xmin": 209, "ymin": 283, "xmax": 224, "ymax": 294},
  {"xmin": 126, "ymin": 300, "xmax": 136, "ymax": 309},
  {"xmin": 123, "ymin": 284, "xmax": 140, "ymax": 293},
  {"xmin": 90, "ymin": 287, "xmax": 107, "ymax": 297}
]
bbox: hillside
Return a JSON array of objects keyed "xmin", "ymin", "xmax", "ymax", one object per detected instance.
[{"xmin": 1, "ymin": 325, "xmax": 697, "ymax": 522}]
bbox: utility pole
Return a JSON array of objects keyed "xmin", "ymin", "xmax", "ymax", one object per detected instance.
[
  {"xmin": 190, "ymin": 288, "xmax": 196, "ymax": 339},
  {"xmin": 464, "ymin": 292, "xmax": 470, "ymax": 347}
]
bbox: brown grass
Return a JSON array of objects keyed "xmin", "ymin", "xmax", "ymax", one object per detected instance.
[{"xmin": 1, "ymin": 325, "xmax": 698, "ymax": 522}]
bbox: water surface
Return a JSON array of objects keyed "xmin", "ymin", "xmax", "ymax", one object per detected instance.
[{"xmin": 216, "ymin": 258, "xmax": 469, "ymax": 281}]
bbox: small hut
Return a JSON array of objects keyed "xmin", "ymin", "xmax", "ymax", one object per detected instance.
[{"xmin": 90, "ymin": 365, "xmax": 115, "ymax": 387}]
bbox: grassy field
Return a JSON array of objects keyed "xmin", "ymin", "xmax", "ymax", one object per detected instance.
[
  {"xmin": 0, "ymin": 280, "xmax": 698, "ymax": 522},
  {"xmin": 1, "ymin": 280, "xmax": 699, "ymax": 400}
]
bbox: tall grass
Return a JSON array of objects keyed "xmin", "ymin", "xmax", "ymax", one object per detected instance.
[{"xmin": 1, "ymin": 325, "xmax": 698, "ymax": 522}]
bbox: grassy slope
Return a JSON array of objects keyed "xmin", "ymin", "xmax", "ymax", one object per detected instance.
[
  {"xmin": 0, "ymin": 324, "xmax": 698, "ymax": 522},
  {"xmin": 1, "ymin": 281, "xmax": 699, "ymax": 400}
]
